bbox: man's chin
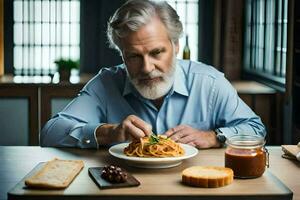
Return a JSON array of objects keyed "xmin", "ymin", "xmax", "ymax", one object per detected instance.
[
  {"xmin": 135, "ymin": 84, "xmax": 171, "ymax": 100},
  {"xmin": 138, "ymin": 91, "xmax": 164, "ymax": 100}
]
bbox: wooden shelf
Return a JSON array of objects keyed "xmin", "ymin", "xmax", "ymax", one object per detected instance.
[{"xmin": 232, "ymin": 81, "xmax": 276, "ymax": 94}]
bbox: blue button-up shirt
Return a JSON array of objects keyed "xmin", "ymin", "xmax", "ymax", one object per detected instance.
[{"xmin": 40, "ymin": 60, "xmax": 266, "ymax": 148}]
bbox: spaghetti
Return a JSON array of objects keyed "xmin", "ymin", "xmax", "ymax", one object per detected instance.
[{"xmin": 124, "ymin": 134, "xmax": 185, "ymax": 158}]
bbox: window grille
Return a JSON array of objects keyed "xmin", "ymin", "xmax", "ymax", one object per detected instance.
[
  {"xmin": 243, "ymin": 0, "xmax": 287, "ymax": 84},
  {"xmin": 13, "ymin": 0, "xmax": 80, "ymax": 77}
]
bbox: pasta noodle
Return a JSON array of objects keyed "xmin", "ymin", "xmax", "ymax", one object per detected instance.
[{"xmin": 124, "ymin": 135, "xmax": 185, "ymax": 158}]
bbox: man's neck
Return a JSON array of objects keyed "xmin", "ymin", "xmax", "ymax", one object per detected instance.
[{"xmin": 151, "ymin": 97, "xmax": 165, "ymax": 110}]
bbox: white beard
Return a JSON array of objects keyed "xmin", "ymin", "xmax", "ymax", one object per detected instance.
[{"xmin": 126, "ymin": 54, "xmax": 177, "ymax": 100}]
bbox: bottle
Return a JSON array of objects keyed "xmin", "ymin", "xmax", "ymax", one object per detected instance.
[
  {"xmin": 225, "ymin": 135, "xmax": 269, "ymax": 178},
  {"xmin": 183, "ymin": 35, "xmax": 190, "ymax": 60}
]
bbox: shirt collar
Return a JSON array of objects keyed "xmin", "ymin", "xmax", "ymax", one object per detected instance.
[{"xmin": 122, "ymin": 61, "xmax": 189, "ymax": 97}]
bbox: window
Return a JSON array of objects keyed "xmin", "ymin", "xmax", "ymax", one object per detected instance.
[
  {"xmin": 243, "ymin": 0, "xmax": 288, "ymax": 88},
  {"xmin": 13, "ymin": 0, "xmax": 80, "ymax": 77},
  {"xmin": 157, "ymin": 0, "xmax": 199, "ymax": 61}
]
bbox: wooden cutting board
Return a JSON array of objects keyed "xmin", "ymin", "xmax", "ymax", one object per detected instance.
[{"xmin": 8, "ymin": 162, "xmax": 293, "ymax": 200}]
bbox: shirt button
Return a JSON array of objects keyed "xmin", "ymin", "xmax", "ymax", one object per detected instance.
[{"xmin": 83, "ymin": 139, "xmax": 91, "ymax": 144}]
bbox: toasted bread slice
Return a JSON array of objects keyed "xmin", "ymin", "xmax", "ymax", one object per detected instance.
[
  {"xmin": 182, "ymin": 166, "xmax": 233, "ymax": 188},
  {"xmin": 25, "ymin": 158, "xmax": 84, "ymax": 189}
]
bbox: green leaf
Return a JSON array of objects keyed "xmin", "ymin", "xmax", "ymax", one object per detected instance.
[
  {"xmin": 149, "ymin": 134, "xmax": 160, "ymax": 145},
  {"xmin": 54, "ymin": 58, "xmax": 79, "ymax": 70}
]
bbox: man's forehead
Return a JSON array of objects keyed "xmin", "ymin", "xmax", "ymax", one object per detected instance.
[
  {"xmin": 123, "ymin": 43, "xmax": 167, "ymax": 53},
  {"xmin": 120, "ymin": 17, "xmax": 170, "ymax": 47}
]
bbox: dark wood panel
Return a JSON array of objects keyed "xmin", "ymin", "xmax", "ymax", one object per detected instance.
[
  {"xmin": 40, "ymin": 85, "xmax": 83, "ymax": 128},
  {"xmin": 0, "ymin": 86, "xmax": 38, "ymax": 145},
  {"xmin": 239, "ymin": 94, "xmax": 253, "ymax": 109},
  {"xmin": 238, "ymin": 92, "xmax": 284, "ymax": 145}
]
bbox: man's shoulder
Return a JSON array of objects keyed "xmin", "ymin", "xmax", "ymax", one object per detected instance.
[
  {"xmin": 83, "ymin": 64, "xmax": 126, "ymax": 90},
  {"xmin": 91, "ymin": 64, "xmax": 125, "ymax": 81},
  {"xmin": 178, "ymin": 60, "xmax": 224, "ymax": 79},
  {"xmin": 98, "ymin": 64, "xmax": 126, "ymax": 77}
]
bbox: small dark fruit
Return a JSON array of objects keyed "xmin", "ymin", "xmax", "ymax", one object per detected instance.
[{"xmin": 101, "ymin": 165, "xmax": 128, "ymax": 183}]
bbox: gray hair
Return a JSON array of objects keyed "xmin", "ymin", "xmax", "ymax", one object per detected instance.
[{"xmin": 107, "ymin": 0, "xmax": 183, "ymax": 52}]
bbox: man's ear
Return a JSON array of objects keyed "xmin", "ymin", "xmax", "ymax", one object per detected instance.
[{"xmin": 174, "ymin": 41, "xmax": 179, "ymax": 55}]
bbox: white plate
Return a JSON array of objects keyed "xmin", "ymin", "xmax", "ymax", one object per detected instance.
[{"xmin": 108, "ymin": 143, "xmax": 198, "ymax": 169}]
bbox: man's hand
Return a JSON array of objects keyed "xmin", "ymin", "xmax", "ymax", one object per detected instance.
[
  {"xmin": 96, "ymin": 115, "xmax": 152, "ymax": 145},
  {"xmin": 164, "ymin": 125, "xmax": 221, "ymax": 149}
]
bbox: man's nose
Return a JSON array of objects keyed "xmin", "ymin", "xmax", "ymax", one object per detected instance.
[{"xmin": 142, "ymin": 56, "xmax": 155, "ymax": 73}]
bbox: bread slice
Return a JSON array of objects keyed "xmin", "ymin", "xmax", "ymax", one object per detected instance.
[
  {"xmin": 25, "ymin": 158, "xmax": 84, "ymax": 189},
  {"xmin": 182, "ymin": 166, "xmax": 233, "ymax": 188}
]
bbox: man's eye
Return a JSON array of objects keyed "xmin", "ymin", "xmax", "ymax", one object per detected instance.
[
  {"xmin": 151, "ymin": 50, "xmax": 161, "ymax": 57},
  {"xmin": 127, "ymin": 54, "xmax": 139, "ymax": 59},
  {"xmin": 126, "ymin": 54, "xmax": 141, "ymax": 63}
]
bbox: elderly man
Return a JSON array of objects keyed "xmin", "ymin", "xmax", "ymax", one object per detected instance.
[{"xmin": 40, "ymin": 0, "xmax": 265, "ymax": 149}]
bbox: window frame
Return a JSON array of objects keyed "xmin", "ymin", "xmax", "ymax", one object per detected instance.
[{"xmin": 242, "ymin": 0, "xmax": 288, "ymax": 92}]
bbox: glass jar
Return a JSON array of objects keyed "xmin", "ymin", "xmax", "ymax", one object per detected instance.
[{"xmin": 225, "ymin": 135, "xmax": 269, "ymax": 179}]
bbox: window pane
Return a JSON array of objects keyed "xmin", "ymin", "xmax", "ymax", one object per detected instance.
[
  {"xmin": 34, "ymin": 46, "xmax": 42, "ymax": 69},
  {"xmin": 62, "ymin": 1, "xmax": 70, "ymax": 23},
  {"xmin": 187, "ymin": 3, "xmax": 198, "ymax": 24},
  {"xmin": 42, "ymin": 23, "xmax": 50, "ymax": 45},
  {"xmin": 70, "ymin": 1, "xmax": 80, "ymax": 22},
  {"xmin": 275, "ymin": 0, "xmax": 282, "ymax": 76},
  {"xmin": 62, "ymin": 23, "xmax": 70, "ymax": 45},
  {"xmin": 264, "ymin": 0, "xmax": 275, "ymax": 74},
  {"xmin": 13, "ymin": 23, "xmax": 23, "ymax": 45},
  {"xmin": 243, "ymin": 0, "xmax": 252, "ymax": 70},
  {"xmin": 14, "ymin": 46, "xmax": 23, "ymax": 70},
  {"xmin": 281, "ymin": 0, "xmax": 288, "ymax": 77},
  {"xmin": 70, "ymin": 24, "xmax": 80, "ymax": 45},
  {"xmin": 34, "ymin": 1, "xmax": 42, "ymax": 23},
  {"xmin": 42, "ymin": 1, "xmax": 50, "ymax": 22},
  {"xmin": 49, "ymin": 1, "xmax": 56, "ymax": 22},
  {"xmin": 14, "ymin": 1, "xmax": 23, "ymax": 22},
  {"xmin": 70, "ymin": 46, "xmax": 80, "ymax": 60}
]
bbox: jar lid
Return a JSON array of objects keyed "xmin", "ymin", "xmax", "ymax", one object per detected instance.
[{"xmin": 226, "ymin": 135, "xmax": 265, "ymax": 149}]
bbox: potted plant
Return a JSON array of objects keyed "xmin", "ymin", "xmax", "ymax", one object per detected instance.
[{"xmin": 54, "ymin": 58, "xmax": 79, "ymax": 82}]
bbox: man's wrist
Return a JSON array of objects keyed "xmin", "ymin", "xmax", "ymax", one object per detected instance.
[
  {"xmin": 214, "ymin": 128, "xmax": 226, "ymax": 146},
  {"xmin": 96, "ymin": 123, "xmax": 118, "ymax": 145}
]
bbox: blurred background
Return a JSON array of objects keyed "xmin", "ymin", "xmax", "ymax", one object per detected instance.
[{"xmin": 0, "ymin": 0, "xmax": 299, "ymax": 146}]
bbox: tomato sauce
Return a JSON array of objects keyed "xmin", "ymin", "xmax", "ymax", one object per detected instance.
[{"xmin": 225, "ymin": 148, "xmax": 267, "ymax": 178}]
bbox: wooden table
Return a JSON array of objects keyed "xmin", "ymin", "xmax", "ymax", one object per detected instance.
[{"xmin": 0, "ymin": 146, "xmax": 298, "ymax": 200}]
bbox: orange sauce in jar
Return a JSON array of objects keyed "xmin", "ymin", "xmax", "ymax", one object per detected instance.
[{"xmin": 225, "ymin": 135, "xmax": 269, "ymax": 179}]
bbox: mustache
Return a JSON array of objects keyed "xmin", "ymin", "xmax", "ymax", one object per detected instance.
[{"xmin": 135, "ymin": 70, "xmax": 164, "ymax": 80}]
